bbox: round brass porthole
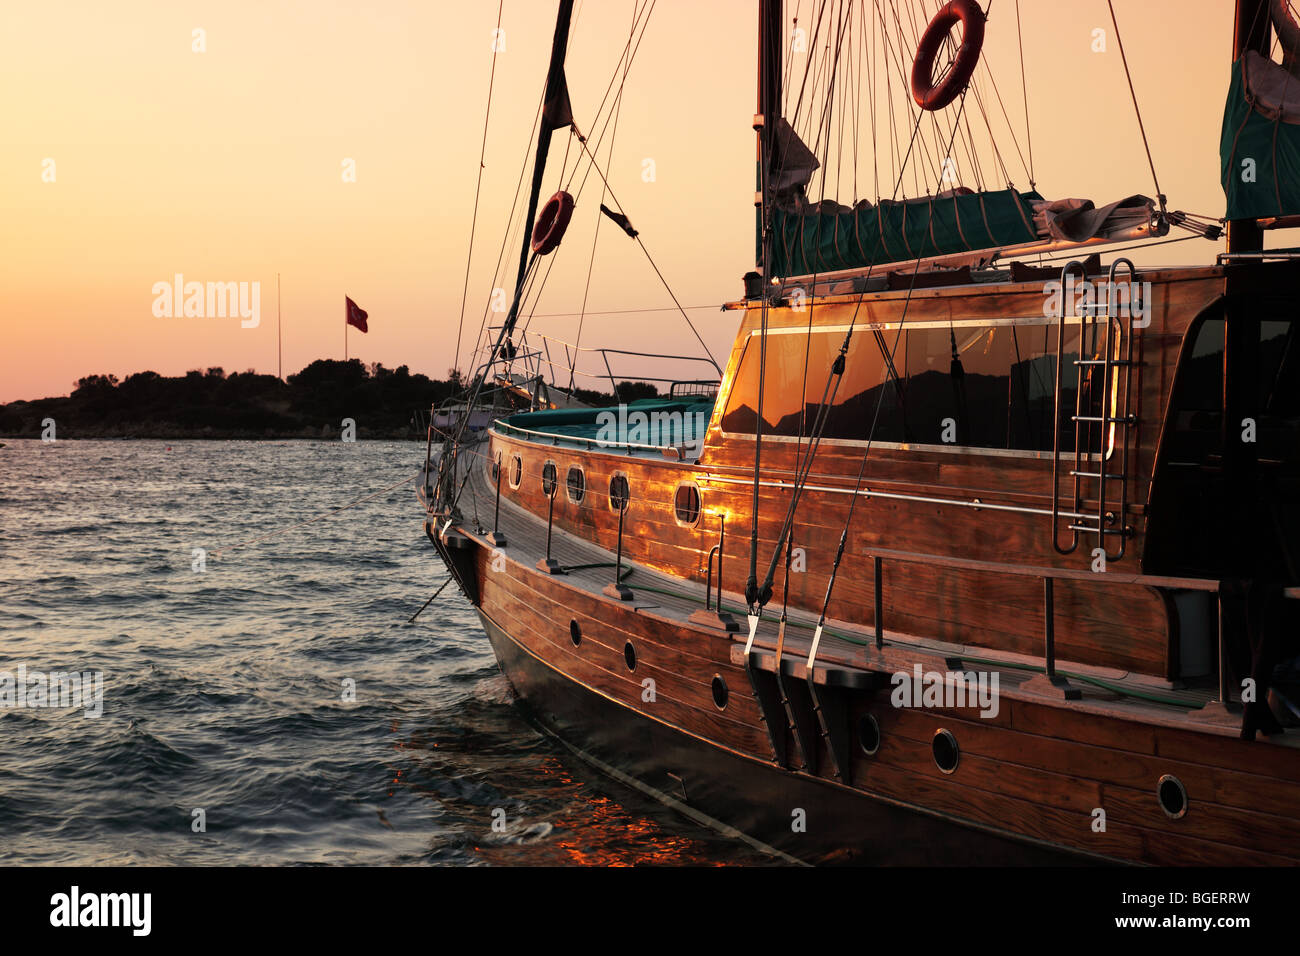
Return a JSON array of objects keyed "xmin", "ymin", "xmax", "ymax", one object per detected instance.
[
  {"xmin": 1157, "ymin": 774, "xmax": 1188, "ymax": 820},
  {"xmin": 608, "ymin": 473, "xmax": 630, "ymax": 513},
  {"xmin": 508, "ymin": 455, "xmax": 522, "ymax": 489},
  {"xmin": 541, "ymin": 460, "xmax": 558, "ymax": 498},
  {"xmin": 569, "ymin": 619, "xmax": 581, "ymax": 647},
  {"xmin": 624, "ymin": 641, "xmax": 637, "ymax": 672},
  {"xmin": 932, "ymin": 728, "xmax": 959, "ymax": 774},
  {"xmin": 566, "ymin": 465, "xmax": 585, "ymax": 504},
  {"xmin": 858, "ymin": 713, "xmax": 881, "ymax": 757},
  {"xmin": 673, "ymin": 482, "xmax": 701, "ymax": 527}
]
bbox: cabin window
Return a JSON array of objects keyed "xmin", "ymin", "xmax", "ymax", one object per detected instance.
[
  {"xmin": 1162, "ymin": 314, "xmax": 1300, "ymax": 466},
  {"xmin": 541, "ymin": 460, "xmax": 558, "ymax": 498},
  {"xmin": 1161, "ymin": 315, "xmax": 1225, "ymax": 466},
  {"xmin": 508, "ymin": 454, "xmax": 523, "ymax": 489},
  {"xmin": 674, "ymin": 482, "xmax": 701, "ymax": 526},
  {"xmin": 1256, "ymin": 319, "xmax": 1299, "ymax": 463},
  {"xmin": 609, "ymin": 473, "xmax": 631, "ymax": 512},
  {"xmin": 488, "ymin": 456, "xmax": 500, "ymax": 482},
  {"xmin": 719, "ymin": 323, "xmax": 1108, "ymax": 454},
  {"xmin": 566, "ymin": 465, "xmax": 585, "ymax": 503}
]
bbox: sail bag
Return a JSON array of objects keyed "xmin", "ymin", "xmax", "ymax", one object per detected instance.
[
  {"xmin": 769, "ymin": 188, "xmax": 1042, "ymax": 277},
  {"xmin": 1221, "ymin": 52, "xmax": 1300, "ymax": 220}
]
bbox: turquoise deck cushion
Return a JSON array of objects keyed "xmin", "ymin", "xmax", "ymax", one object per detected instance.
[{"xmin": 499, "ymin": 398, "xmax": 714, "ymax": 448}]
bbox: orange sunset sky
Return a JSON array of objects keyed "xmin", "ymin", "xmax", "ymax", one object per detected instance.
[{"xmin": 2, "ymin": 0, "xmax": 1294, "ymax": 403}]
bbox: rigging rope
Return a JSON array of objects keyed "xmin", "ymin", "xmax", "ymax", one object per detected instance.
[
  {"xmin": 572, "ymin": 133, "xmax": 721, "ymax": 372},
  {"xmin": 570, "ymin": 0, "xmax": 637, "ymax": 393},
  {"xmin": 1106, "ymin": 0, "xmax": 1166, "ymax": 214},
  {"xmin": 466, "ymin": 81, "xmax": 547, "ymax": 381},
  {"xmin": 453, "ymin": 0, "xmax": 505, "ymax": 380},
  {"xmin": 753, "ymin": 80, "xmax": 974, "ymax": 617},
  {"xmin": 1015, "ymin": 0, "xmax": 1034, "ymax": 187},
  {"xmin": 466, "ymin": 0, "xmax": 654, "ymax": 391}
]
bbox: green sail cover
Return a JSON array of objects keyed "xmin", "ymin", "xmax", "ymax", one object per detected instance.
[
  {"xmin": 769, "ymin": 188, "xmax": 1043, "ymax": 277},
  {"xmin": 1221, "ymin": 55, "xmax": 1300, "ymax": 220}
]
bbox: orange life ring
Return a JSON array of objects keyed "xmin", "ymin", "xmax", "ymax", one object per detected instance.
[
  {"xmin": 910, "ymin": 0, "xmax": 985, "ymax": 111},
  {"xmin": 531, "ymin": 191, "xmax": 575, "ymax": 255}
]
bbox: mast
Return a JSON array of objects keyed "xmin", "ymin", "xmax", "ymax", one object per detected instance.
[
  {"xmin": 440, "ymin": 0, "xmax": 575, "ymax": 500},
  {"xmin": 504, "ymin": 0, "xmax": 575, "ymax": 337},
  {"xmin": 1226, "ymin": 0, "xmax": 1271, "ymax": 253},
  {"xmin": 756, "ymin": 0, "xmax": 782, "ymax": 271},
  {"xmin": 746, "ymin": 0, "xmax": 782, "ymax": 610}
]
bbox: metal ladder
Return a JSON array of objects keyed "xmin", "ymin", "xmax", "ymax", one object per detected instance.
[{"xmin": 1051, "ymin": 259, "xmax": 1138, "ymax": 560}]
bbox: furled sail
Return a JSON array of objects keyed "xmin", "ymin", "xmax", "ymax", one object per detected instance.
[
  {"xmin": 1221, "ymin": 50, "xmax": 1300, "ymax": 220},
  {"xmin": 769, "ymin": 187, "xmax": 1042, "ymax": 278}
]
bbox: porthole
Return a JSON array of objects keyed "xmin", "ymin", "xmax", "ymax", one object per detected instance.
[
  {"xmin": 711, "ymin": 675, "xmax": 729, "ymax": 711},
  {"xmin": 609, "ymin": 473, "xmax": 630, "ymax": 513},
  {"xmin": 541, "ymin": 460, "xmax": 557, "ymax": 498},
  {"xmin": 566, "ymin": 466, "xmax": 585, "ymax": 503},
  {"xmin": 857, "ymin": 713, "xmax": 881, "ymax": 757},
  {"xmin": 508, "ymin": 455, "xmax": 522, "ymax": 489},
  {"xmin": 1157, "ymin": 774, "xmax": 1188, "ymax": 820},
  {"xmin": 569, "ymin": 619, "xmax": 581, "ymax": 647},
  {"xmin": 488, "ymin": 456, "xmax": 500, "ymax": 482},
  {"xmin": 673, "ymin": 482, "xmax": 701, "ymax": 526},
  {"xmin": 624, "ymin": 641, "xmax": 637, "ymax": 672},
  {"xmin": 932, "ymin": 728, "xmax": 959, "ymax": 774}
]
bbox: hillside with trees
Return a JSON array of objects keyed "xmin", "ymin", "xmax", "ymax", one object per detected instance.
[{"xmin": 0, "ymin": 362, "xmax": 656, "ymax": 439}]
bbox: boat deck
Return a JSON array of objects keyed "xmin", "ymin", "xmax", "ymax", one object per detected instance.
[{"xmin": 442, "ymin": 440, "xmax": 1299, "ymax": 745}]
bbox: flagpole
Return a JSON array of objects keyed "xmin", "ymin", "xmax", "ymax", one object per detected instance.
[
  {"xmin": 344, "ymin": 296, "xmax": 348, "ymax": 362},
  {"xmin": 277, "ymin": 272, "xmax": 282, "ymax": 380}
]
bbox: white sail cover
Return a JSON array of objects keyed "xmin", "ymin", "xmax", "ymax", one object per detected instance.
[{"xmin": 1030, "ymin": 195, "xmax": 1156, "ymax": 243}]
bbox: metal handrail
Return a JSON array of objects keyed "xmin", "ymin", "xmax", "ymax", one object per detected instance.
[
  {"xmin": 1052, "ymin": 259, "xmax": 1090, "ymax": 554},
  {"xmin": 493, "ymin": 418, "xmax": 688, "ymax": 459},
  {"xmin": 701, "ymin": 473, "xmax": 1093, "ymax": 521},
  {"xmin": 1054, "ymin": 258, "xmax": 1138, "ymax": 559},
  {"xmin": 1104, "ymin": 257, "xmax": 1138, "ymax": 560},
  {"xmin": 532, "ymin": 331, "xmax": 723, "ymax": 366}
]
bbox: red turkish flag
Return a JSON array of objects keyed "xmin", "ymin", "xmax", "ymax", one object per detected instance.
[{"xmin": 345, "ymin": 296, "xmax": 369, "ymax": 333}]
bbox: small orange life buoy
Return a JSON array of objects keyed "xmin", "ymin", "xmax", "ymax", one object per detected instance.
[
  {"xmin": 911, "ymin": 0, "xmax": 985, "ymax": 112},
  {"xmin": 531, "ymin": 191, "xmax": 575, "ymax": 256}
]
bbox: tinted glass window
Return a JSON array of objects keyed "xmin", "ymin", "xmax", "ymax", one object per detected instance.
[
  {"xmin": 1258, "ymin": 320, "xmax": 1300, "ymax": 462},
  {"xmin": 720, "ymin": 323, "xmax": 1103, "ymax": 452}
]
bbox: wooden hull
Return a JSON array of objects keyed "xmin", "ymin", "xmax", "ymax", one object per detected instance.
[
  {"xmin": 428, "ymin": 260, "xmax": 1300, "ymax": 865},
  {"xmin": 446, "ymin": 520, "xmax": 1300, "ymax": 866},
  {"xmin": 478, "ymin": 606, "xmax": 1077, "ymax": 865}
]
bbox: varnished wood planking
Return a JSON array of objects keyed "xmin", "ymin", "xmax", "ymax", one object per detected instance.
[
  {"xmin": 477, "ymin": 549, "xmax": 773, "ymax": 756},
  {"xmin": 467, "ymin": 501, "xmax": 1300, "ymax": 865},
  {"xmin": 868, "ymin": 696, "xmax": 1300, "ymax": 857},
  {"xmin": 487, "ymin": 428, "xmax": 1174, "ymax": 675}
]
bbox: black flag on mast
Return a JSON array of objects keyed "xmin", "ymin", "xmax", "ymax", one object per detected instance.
[
  {"xmin": 599, "ymin": 203, "xmax": 638, "ymax": 238},
  {"xmin": 542, "ymin": 70, "xmax": 573, "ymax": 131}
]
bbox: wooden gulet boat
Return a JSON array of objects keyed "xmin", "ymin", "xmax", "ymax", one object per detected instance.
[{"xmin": 422, "ymin": 0, "xmax": 1300, "ymax": 865}]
